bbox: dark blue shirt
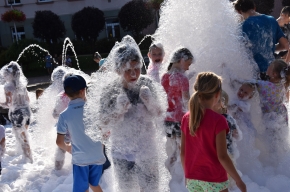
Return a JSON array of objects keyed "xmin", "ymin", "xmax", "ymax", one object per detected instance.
[{"xmin": 242, "ymin": 15, "xmax": 285, "ymax": 72}]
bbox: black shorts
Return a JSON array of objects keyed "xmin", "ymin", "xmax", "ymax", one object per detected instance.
[
  {"xmin": 9, "ymin": 107, "xmax": 31, "ymax": 128},
  {"xmin": 164, "ymin": 121, "xmax": 181, "ymax": 138}
]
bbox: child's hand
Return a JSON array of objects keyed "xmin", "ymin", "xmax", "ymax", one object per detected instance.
[
  {"xmin": 232, "ymin": 129, "xmax": 239, "ymax": 140},
  {"xmin": 66, "ymin": 144, "xmax": 72, "ymax": 154},
  {"xmin": 236, "ymin": 180, "xmax": 247, "ymax": 192},
  {"xmin": 140, "ymin": 86, "xmax": 152, "ymax": 103},
  {"xmin": 116, "ymin": 94, "xmax": 131, "ymax": 113}
]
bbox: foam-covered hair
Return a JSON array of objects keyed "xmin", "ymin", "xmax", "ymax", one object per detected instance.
[
  {"xmin": 170, "ymin": 47, "xmax": 194, "ymax": 63},
  {"xmin": 112, "ymin": 35, "xmax": 143, "ymax": 72},
  {"xmin": 0, "ymin": 61, "xmax": 28, "ymax": 87},
  {"xmin": 51, "ymin": 66, "xmax": 68, "ymax": 82},
  {"xmin": 149, "ymin": 42, "xmax": 165, "ymax": 55}
]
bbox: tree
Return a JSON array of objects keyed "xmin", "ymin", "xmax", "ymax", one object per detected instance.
[
  {"xmin": 32, "ymin": 11, "xmax": 66, "ymax": 43},
  {"xmin": 118, "ymin": 0, "xmax": 154, "ymax": 39},
  {"xmin": 254, "ymin": 0, "xmax": 274, "ymax": 15},
  {"xmin": 148, "ymin": 0, "xmax": 164, "ymax": 26},
  {"xmin": 282, "ymin": 0, "xmax": 290, "ymax": 6},
  {"xmin": 71, "ymin": 7, "xmax": 105, "ymax": 42},
  {"xmin": 149, "ymin": 0, "xmax": 164, "ymax": 10}
]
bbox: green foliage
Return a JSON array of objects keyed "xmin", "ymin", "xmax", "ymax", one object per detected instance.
[
  {"xmin": 118, "ymin": 0, "xmax": 154, "ymax": 38},
  {"xmin": 1, "ymin": 9, "xmax": 26, "ymax": 22},
  {"xmin": 283, "ymin": 0, "xmax": 290, "ymax": 6},
  {"xmin": 71, "ymin": 7, "xmax": 105, "ymax": 42},
  {"xmin": 32, "ymin": 10, "xmax": 66, "ymax": 43},
  {"xmin": 254, "ymin": 0, "xmax": 274, "ymax": 15},
  {"xmin": 0, "ymin": 39, "xmax": 48, "ymax": 68}
]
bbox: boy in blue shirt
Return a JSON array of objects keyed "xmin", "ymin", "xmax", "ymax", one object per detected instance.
[
  {"xmin": 234, "ymin": 0, "xmax": 288, "ymax": 79},
  {"xmin": 56, "ymin": 75, "xmax": 105, "ymax": 192}
]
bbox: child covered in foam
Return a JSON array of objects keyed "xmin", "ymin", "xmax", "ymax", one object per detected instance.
[
  {"xmin": 0, "ymin": 62, "xmax": 33, "ymax": 163},
  {"xmin": 147, "ymin": 42, "xmax": 165, "ymax": 83},
  {"xmin": 228, "ymin": 82, "xmax": 261, "ymax": 175},
  {"xmin": 214, "ymin": 90, "xmax": 242, "ymax": 162},
  {"xmin": 51, "ymin": 67, "xmax": 71, "ymax": 170},
  {"xmin": 255, "ymin": 60, "xmax": 290, "ymax": 164},
  {"xmin": 98, "ymin": 36, "xmax": 168, "ymax": 192}
]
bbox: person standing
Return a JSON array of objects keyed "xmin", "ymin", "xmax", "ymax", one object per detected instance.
[
  {"xmin": 45, "ymin": 53, "xmax": 53, "ymax": 74},
  {"xmin": 234, "ymin": 0, "xmax": 289, "ymax": 79},
  {"xmin": 65, "ymin": 55, "xmax": 72, "ymax": 67},
  {"xmin": 277, "ymin": 6, "xmax": 290, "ymax": 62}
]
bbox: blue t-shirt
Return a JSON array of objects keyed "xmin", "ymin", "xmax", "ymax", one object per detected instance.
[
  {"xmin": 99, "ymin": 58, "xmax": 107, "ymax": 67},
  {"xmin": 45, "ymin": 55, "xmax": 52, "ymax": 68},
  {"xmin": 57, "ymin": 98, "xmax": 106, "ymax": 166},
  {"xmin": 242, "ymin": 15, "xmax": 285, "ymax": 72}
]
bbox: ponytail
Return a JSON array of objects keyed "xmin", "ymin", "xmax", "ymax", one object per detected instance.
[
  {"xmin": 189, "ymin": 91, "xmax": 204, "ymax": 136},
  {"xmin": 188, "ymin": 72, "xmax": 222, "ymax": 136}
]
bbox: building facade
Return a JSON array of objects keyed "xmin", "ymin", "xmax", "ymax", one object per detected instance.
[{"xmin": 0, "ymin": 0, "xmax": 151, "ymax": 47}]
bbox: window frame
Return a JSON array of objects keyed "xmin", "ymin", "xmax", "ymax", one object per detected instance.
[
  {"xmin": 6, "ymin": 0, "xmax": 21, "ymax": 6},
  {"xmin": 11, "ymin": 26, "xmax": 25, "ymax": 42}
]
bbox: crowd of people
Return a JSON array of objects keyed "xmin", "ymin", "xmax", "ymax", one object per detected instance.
[{"xmin": 1, "ymin": 0, "xmax": 290, "ymax": 191}]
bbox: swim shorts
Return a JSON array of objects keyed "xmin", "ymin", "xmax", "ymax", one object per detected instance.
[{"xmin": 187, "ymin": 179, "xmax": 229, "ymax": 192}]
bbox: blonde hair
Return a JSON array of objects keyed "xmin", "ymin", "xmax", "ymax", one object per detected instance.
[{"xmin": 189, "ymin": 72, "xmax": 222, "ymax": 136}]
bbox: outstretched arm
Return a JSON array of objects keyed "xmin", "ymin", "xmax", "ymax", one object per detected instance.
[{"xmin": 99, "ymin": 93, "xmax": 131, "ymax": 128}]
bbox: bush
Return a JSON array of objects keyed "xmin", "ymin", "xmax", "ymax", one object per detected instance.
[
  {"xmin": 283, "ymin": 0, "xmax": 290, "ymax": 6},
  {"xmin": 32, "ymin": 10, "xmax": 66, "ymax": 43},
  {"xmin": 71, "ymin": 7, "xmax": 105, "ymax": 43},
  {"xmin": 118, "ymin": 0, "xmax": 154, "ymax": 38},
  {"xmin": 0, "ymin": 39, "xmax": 49, "ymax": 74}
]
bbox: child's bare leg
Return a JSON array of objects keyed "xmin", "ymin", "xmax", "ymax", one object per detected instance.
[
  {"xmin": 20, "ymin": 131, "xmax": 33, "ymax": 163},
  {"xmin": 55, "ymin": 147, "xmax": 65, "ymax": 170},
  {"xmin": 89, "ymin": 184, "xmax": 103, "ymax": 192},
  {"xmin": 221, "ymin": 188, "xmax": 229, "ymax": 192}
]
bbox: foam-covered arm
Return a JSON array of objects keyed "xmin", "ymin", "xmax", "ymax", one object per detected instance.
[
  {"xmin": 0, "ymin": 91, "xmax": 12, "ymax": 109},
  {"xmin": 52, "ymin": 109, "xmax": 60, "ymax": 119},
  {"xmin": 228, "ymin": 115, "xmax": 242, "ymax": 141},
  {"xmin": 99, "ymin": 93, "xmax": 131, "ymax": 128},
  {"xmin": 186, "ymin": 71, "xmax": 196, "ymax": 80},
  {"xmin": 139, "ymin": 85, "xmax": 163, "ymax": 116},
  {"xmin": 236, "ymin": 100, "xmax": 251, "ymax": 112}
]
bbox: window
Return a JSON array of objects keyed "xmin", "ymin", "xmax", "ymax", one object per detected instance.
[
  {"xmin": 11, "ymin": 26, "xmax": 25, "ymax": 42},
  {"xmin": 6, "ymin": 0, "xmax": 21, "ymax": 5},
  {"xmin": 105, "ymin": 18, "xmax": 120, "ymax": 38}
]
